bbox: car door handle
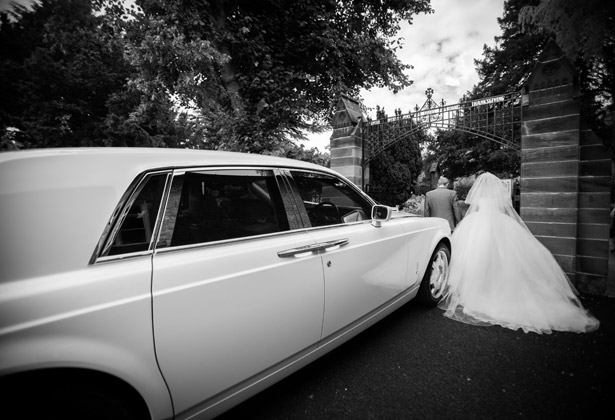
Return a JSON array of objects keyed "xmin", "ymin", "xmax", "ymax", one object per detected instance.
[
  {"xmin": 277, "ymin": 239, "xmax": 349, "ymax": 258},
  {"xmin": 313, "ymin": 238, "xmax": 349, "ymax": 253},
  {"xmin": 277, "ymin": 243, "xmax": 321, "ymax": 258}
]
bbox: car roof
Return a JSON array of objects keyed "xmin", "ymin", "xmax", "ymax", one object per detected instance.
[
  {"xmin": 0, "ymin": 147, "xmax": 338, "ymax": 198},
  {"xmin": 0, "ymin": 148, "xmax": 335, "ymax": 282},
  {"xmin": 0, "ymin": 147, "xmax": 327, "ymax": 172}
]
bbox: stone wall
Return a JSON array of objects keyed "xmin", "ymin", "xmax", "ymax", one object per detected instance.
[
  {"xmin": 520, "ymin": 40, "xmax": 610, "ymax": 294},
  {"xmin": 576, "ymin": 129, "xmax": 611, "ymax": 294}
]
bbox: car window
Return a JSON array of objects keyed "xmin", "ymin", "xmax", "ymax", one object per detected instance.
[
  {"xmin": 102, "ymin": 173, "xmax": 168, "ymax": 256},
  {"xmin": 289, "ymin": 171, "xmax": 373, "ymax": 227},
  {"xmin": 158, "ymin": 169, "xmax": 290, "ymax": 248}
]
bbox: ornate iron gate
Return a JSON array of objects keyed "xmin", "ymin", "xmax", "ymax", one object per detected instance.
[{"xmin": 362, "ymin": 88, "xmax": 523, "ymax": 166}]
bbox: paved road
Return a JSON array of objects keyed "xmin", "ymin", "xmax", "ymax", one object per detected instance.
[{"xmin": 218, "ymin": 296, "xmax": 615, "ymax": 420}]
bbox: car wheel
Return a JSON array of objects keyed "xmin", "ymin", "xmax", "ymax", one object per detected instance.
[{"xmin": 417, "ymin": 242, "xmax": 450, "ymax": 306}]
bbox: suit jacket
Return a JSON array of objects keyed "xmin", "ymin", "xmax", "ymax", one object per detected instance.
[{"xmin": 424, "ymin": 187, "xmax": 461, "ymax": 230}]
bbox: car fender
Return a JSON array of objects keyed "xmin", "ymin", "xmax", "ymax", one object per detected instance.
[
  {"xmin": 0, "ymin": 261, "xmax": 173, "ymax": 419},
  {"xmin": 0, "ymin": 332, "xmax": 173, "ymax": 419},
  {"xmin": 421, "ymin": 221, "xmax": 451, "ymax": 279},
  {"xmin": 397, "ymin": 216, "xmax": 451, "ymax": 284}
]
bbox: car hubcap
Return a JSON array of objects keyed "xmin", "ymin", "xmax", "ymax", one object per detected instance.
[{"xmin": 430, "ymin": 250, "xmax": 449, "ymax": 299}]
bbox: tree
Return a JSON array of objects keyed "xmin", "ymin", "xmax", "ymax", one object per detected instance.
[
  {"xmin": 1, "ymin": 0, "xmax": 433, "ymax": 159},
  {"xmin": 0, "ymin": 0, "xmax": 190, "ymax": 149},
  {"xmin": 423, "ymin": 129, "xmax": 520, "ymax": 181},
  {"xmin": 127, "ymin": 0, "xmax": 433, "ymax": 153},
  {"xmin": 472, "ymin": 0, "xmax": 546, "ymax": 98},
  {"xmin": 519, "ymin": 0, "xmax": 615, "ymax": 63},
  {"xmin": 473, "ymin": 0, "xmax": 613, "ymax": 146},
  {"xmin": 518, "ymin": 0, "xmax": 615, "ymax": 149},
  {"xmin": 0, "ymin": 0, "xmax": 140, "ymax": 148},
  {"xmin": 366, "ymin": 107, "xmax": 423, "ymax": 206},
  {"xmin": 263, "ymin": 141, "xmax": 330, "ymax": 168}
]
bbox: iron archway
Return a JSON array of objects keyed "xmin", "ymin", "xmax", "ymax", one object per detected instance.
[{"xmin": 362, "ymin": 89, "xmax": 523, "ymax": 169}]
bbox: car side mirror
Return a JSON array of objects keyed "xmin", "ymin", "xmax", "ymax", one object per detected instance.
[{"xmin": 371, "ymin": 205, "xmax": 392, "ymax": 227}]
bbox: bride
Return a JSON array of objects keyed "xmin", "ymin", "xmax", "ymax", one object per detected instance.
[{"xmin": 439, "ymin": 172, "xmax": 599, "ymax": 334}]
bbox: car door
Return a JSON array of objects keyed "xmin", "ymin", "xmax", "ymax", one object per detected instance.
[
  {"xmin": 151, "ymin": 168, "xmax": 325, "ymax": 417},
  {"xmin": 286, "ymin": 170, "xmax": 410, "ymax": 340}
]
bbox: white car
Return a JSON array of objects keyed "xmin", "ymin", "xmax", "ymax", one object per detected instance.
[{"xmin": 0, "ymin": 148, "xmax": 451, "ymax": 419}]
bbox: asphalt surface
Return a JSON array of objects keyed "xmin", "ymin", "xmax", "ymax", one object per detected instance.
[{"xmin": 218, "ymin": 295, "xmax": 615, "ymax": 420}]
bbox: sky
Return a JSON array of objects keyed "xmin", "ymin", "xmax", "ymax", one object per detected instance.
[
  {"xmin": 307, "ymin": 0, "xmax": 506, "ymax": 151},
  {"xmin": 1, "ymin": 0, "xmax": 506, "ymax": 152}
]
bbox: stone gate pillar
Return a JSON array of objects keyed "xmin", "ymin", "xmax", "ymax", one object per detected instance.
[
  {"xmin": 330, "ymin": 95, "xmax": 366, "ymax": 188},
  {"xmin": 521, "ymin": 40, "xmax": 611, "ymax": 295}
]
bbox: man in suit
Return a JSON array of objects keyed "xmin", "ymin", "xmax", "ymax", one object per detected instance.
[{"xmin": 424, "ymin": 176, "xmax": 462, "ymax": 231}]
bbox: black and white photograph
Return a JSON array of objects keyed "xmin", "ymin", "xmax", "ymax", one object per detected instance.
[{"xmin": 1, "ymin": 0, "xmax": 613, "ymax": 419}]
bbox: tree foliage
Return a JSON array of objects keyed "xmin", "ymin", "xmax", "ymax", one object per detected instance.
[
  {"xmin": 0, "ymin": 0, "xmax": 129, "ymax": 148},
  {"xmin": 0, "ymin": 0, "xmax": 192, "ymax": 149},
  {"xmin": 519, "ymin": 0, "xmax": 615, "ymax": 63},
  {"xmin": 423, "ymin": 129, "xmax": 520, "ymax": 181},
  {"xmin": 518, "ymin": 0, "xmax": 615, "ymax": 147},
  {"xmin": 263, "ymin": 140, "xmax": 330, "ymax": 168},
  {"xmin": 128, "ymin": 0, "xmax": 432, "ymax": 152},
  {"xmin": 366, "ymin": 107, "xmax": 423, "ymax": 206},
  {"xmin": 472, "ymin": 0, "xmax": 546, "ymax": 97},
  {"xmin": 1, "ymin": 0, "xmax": 432, "ymax": 162},
  {"xmin": 473, "ymin": 0, "xmax": 613, "ymax": 142}
]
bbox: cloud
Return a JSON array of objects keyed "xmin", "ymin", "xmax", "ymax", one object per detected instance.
[
  {"xmin": 444, "ymin": 76, "xmax": 460, "ymax": 88},
  {"xmin": 360, "ymin": 0, "xmax": 504, "ymax": 114},
  {"xmin": 435, "ymin": 37, "xmax": 452, "ymax": 53}
]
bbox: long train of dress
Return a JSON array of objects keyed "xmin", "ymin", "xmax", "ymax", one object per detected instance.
[{"xmin": 439, "ymin": 195, "xmax": 599, "ymax": 334}]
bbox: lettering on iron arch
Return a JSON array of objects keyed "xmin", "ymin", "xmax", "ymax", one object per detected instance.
[
  {"xmin": 468, "ymin": 93, "xmax": 520, "ymax": 108},
  {"xmin": 471, "ymin": 95, "xmax": 506, "ymax": 107}
]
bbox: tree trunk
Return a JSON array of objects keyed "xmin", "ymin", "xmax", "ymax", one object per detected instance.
[{"xmin": 211, "ymin": 0, "xmax": 243, "ymax": 115}]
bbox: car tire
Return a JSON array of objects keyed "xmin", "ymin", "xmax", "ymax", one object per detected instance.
[{"xmin": 417, "ymin": 242, "xmax": 450, "ymax": 306}]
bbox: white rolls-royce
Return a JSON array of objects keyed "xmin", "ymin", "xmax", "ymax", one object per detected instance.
[{"xmin": 0, "ymin": 148, "xmax": 450, "ymax": 419}]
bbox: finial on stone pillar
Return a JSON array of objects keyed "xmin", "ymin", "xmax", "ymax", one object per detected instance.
[
  {"xmin": 332, "ymin": 94, "xmax": 364, "ymax": 130},
  {"xmin": 524, "ymin": 39, "xmax": 578, "ymax": 96}
]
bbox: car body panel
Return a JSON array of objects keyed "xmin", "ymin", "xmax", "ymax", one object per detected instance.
[
  {"xmin": 152, "ymin": 232, "xmax": 325, "ymax": 416},
  {"xmin": 0, "ymin": 148, "xmax": 451, "ymax": 420},
  {"xmin": 0, "ymin": 257, "xmax": 174, "ymax": 419},
  {"xmin": 394, "ymin": 214, "xmax": 452, "ymax": 287},
  {"xmin": 304, "ymin": 220, "xmax": 410, "ymax": 338}
]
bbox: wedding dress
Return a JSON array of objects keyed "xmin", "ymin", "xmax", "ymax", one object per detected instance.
[{"xmin": 438, "ymin": 172, "xmax": 599, "ymax": 334}]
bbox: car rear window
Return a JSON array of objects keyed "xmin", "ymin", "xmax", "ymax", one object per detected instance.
[
  {"xmin": 157, "ymin": 169, "xmax": 290, "ymax": 248},
  {"xmin": 101, "ymin": 173, "xmax": 168, "ymax": 256}
]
